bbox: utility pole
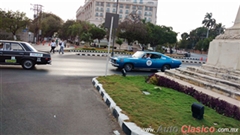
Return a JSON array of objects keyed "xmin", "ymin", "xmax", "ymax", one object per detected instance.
[
  {"xmin": 111, "ymin": 0, "xmax": 119, "ymax": 57},
  {"xmin": 31, "ymin": 4, "xmax": 43, "ymax": 43}
]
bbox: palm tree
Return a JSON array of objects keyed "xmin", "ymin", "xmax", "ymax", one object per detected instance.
[
  {"xmin": 202, "ymin": 13, "xmax": 216, "ymax": 38},
  {"xmin": 214, "ymin": 23, "xmax": 225, "ymax": 35}
]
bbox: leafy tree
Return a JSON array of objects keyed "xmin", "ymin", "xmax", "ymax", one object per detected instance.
[
  {"xmin": 29, "ymin": 12, "xmax": 63, "ymax": 40},
  {"xmin": 146, "ymin": 23, "xmax": 177, "ymax": 49},
  {"xmin": 116, "ymin": 38, "xmax": 123, "ymax": 49},
  {"xmin": 89, "ymin": 26, "xmax": 106, "ymax": 47},
  {"xmin": 117, "ymin": 11, "xmax": 148, "ymax": 46},
  {"xmin": 67, "ymin": 20, "xmax": 94, "ymax": 44},
  {"xmin": 81, "ymin": 32, "xmax": 92, "ymax": 45},
  {"xmin": 0, "ymin": 9, "xmax": 30, "ymax": 40},
  {"xmin": 202, "ymin": 13, "xmax": 216, "ymax": 38},
  {"xmin": 211, "ymin": 23, "xmax": 225, "ymax": 37},
  {"xmin": 58, "ymin": 19, "xmax": 75, "ymax": 40},
  {"xmin": 181, "ymin": 32, "xmax": 189, "ymax": 40}
]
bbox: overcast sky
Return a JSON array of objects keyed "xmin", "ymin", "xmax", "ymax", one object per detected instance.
[{"xmin": 1, "ymin": 0, "xmax": 240, "ymax": 38}]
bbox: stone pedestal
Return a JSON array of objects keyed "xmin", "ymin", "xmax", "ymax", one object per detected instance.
[
  {"xmin": 206, "ymin": 5, "xmax": 240, "ymax": 70},
  {"xmin": 206, "ymin": 40, "xmax": 240, "ymax": 70}
]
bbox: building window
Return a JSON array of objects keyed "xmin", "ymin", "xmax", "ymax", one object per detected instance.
[
  {"xmin": 138, "ymin": 11, "xmax": 142, "ymax": 15},
  {"xmin": 100, "ymin": 13, "xmax": 103, "ymax": 17},
  {"xmin": 138, "ymin": 6, "xmax": 143, "ymax": 10},
  {"xmin": 106, "ymin": 2, "xmax": 110, "ymax": 7},
  {"xmin": 112, "ymin": 8, "xmax": 116, "ymax": 13},
  {"xmin": 119, "ymin": 4, "xmax": 123, "ymax": 8},
  {"xmin": 101, "ymin": 2, "xmax": 104, "ymax": 6},
  {"xmin": 147, "ymin": 2, "xmax": 154, "ymax": 5},
  {"xmin": 149, "ymin": 7, "xmax": 153, "ymax": 11},
  {"xmin": 148, "ymin": 18, "xmax": 152, "ymax": 22},
  {"xmin": 113, "ymin": 3, "xmax": 116, "ymax": 7},
  {"xmin": 119, "ymin": 9, "xmax": 123, "ymax": 13},
  {"xmin": 132, "ymin": 5, "xmax": 136, "ymax": 10},
  {"xmin": 140, "ymin": 0, "xmax": 143, "ymax": 4},
  {"xmin": 126, "ymin": 5, "xmax": 130, "ymax": 9},
  {"xmin": 100, "ymin": 7, "xmax": 104, "ymax": 12},
  {"xmin": 133, "ymin": 0, "xmax": 137, "ymax": 3},
  {"xmin": 144, "ymin": 12, "xmax": 148, "ymax": 16},
  {"xmin": 125, "ymin": 10, "xmax": 129, "ymax": 14},
  {"xmin": 95, "ymin": 7, "xmax": 99, "ymax": 11},
  {"xmin": 106, "ymin": 8, "xmax": 110, "ymax": 12},
  {"xmin": 149, "ymin": 12, "xmax": 152, "ymax": 16},
  {"xmin": 145, "ymin": 6, "xmax": 149, "ymax": 11},
  {"xmin": 119, "ymin": 14, "xmax": 122, "ymax": 19},
  {"xmin": 96, "ymin": 2, "xmax": 99, "ymax": 6},
  {"xmin": 95, "ymin": 13, "xmax": 99, "ymax": 17}
]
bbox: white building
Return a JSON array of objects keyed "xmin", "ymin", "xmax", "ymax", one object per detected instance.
[{"xmin": 76, "ymin": 0, "xmax": 158, "ymax": 26}]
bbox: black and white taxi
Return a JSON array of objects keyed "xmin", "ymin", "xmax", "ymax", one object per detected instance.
[{"xmin": 0, "ymin": 40, "xmax": 51, "ymax": 69}]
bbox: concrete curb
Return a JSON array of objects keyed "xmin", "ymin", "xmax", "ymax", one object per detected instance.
[
  {"xmin": 70, "ymin": 49, "xmax": 132, "ymax": 55},
  {"xmin": 92, "ymin": 77, "xmax": 153, "ymax": 135}
]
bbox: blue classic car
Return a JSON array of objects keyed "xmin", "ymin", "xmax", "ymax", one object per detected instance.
[{"xmin": 110, "ymin": 51, "xmax": 182, "ymax": 72}]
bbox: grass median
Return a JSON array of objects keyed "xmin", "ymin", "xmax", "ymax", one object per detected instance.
[{"xmin": 97, "ymin": 75, "xmax": 240, "ymax": 135}]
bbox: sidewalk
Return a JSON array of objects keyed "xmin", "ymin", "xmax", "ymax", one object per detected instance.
[{"xmin": 31, "ymin": 42, "xmax": 75, "ymax": 52}]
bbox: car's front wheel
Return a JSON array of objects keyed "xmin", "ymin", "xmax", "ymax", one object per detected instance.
[
  {"xmin": 22, "ymin": 59, "xmax": 35, "ymax": 70},
  {"xmin": 161, "ymin": 64, "xmax": 170, "ymax": 72},
  {"xmin": 123, "ymin": 63, "xmax": 133, "ymax": 72}
]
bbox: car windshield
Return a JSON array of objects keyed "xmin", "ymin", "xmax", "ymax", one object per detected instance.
[
  {"xmin": 132, "ymin": 51, "xmax": 145, "ymax": 58},
  {"xmin": 23, "ymin": 42, "xmax": 38, "ymax": 52}
]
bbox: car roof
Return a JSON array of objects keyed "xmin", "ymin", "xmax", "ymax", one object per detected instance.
[
  {"xmin": 137, "ymin": 51, "xmax": 162, "ymax": 55},
  {"xmin": 0, "ymin": 40, "xmax": 26, "ymax": 43}
]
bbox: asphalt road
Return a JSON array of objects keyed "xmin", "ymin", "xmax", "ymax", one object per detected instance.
[{"xmin": 0, "ymin": 53, "xmax": 202, "ymax": 135}]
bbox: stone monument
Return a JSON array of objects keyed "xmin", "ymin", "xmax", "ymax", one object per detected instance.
[
  {"xmin": 206, "ymin": 6, "xmax": 240, "ymax": 70},
  {"xmin": 159, "ymin": 6, "xmax": 240, "ymax": 103}
]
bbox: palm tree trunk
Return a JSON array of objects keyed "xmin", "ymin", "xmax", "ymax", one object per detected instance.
[{"xmin": 206, "ymin": 29, "xmax": 209, "ymax": 38}]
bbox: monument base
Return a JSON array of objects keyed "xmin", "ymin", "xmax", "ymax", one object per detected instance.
[{"xmin": 206, "ymin": 39, "xmax": 240, "ymax": 70}]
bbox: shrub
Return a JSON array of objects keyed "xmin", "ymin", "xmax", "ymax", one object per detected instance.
[{"xmin": 146, "ymin": 74, "xmax": 240, "ymax": 120}]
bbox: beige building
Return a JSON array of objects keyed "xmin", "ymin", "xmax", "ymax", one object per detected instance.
[{"xmin": 76, "ymin": 0, "xmax": 158, "ymax": 26}]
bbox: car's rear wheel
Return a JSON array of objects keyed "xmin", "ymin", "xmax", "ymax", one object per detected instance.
[
  {"xmin": 161, "ymin": 64, "xmax": 170, "ymax": 72},
  {"xmin": 124, "ymin": 63, "xmax": 133, "ymax": 72},
  {"xmin": 22, "ymin": 59, "xmax": 35, "ymax": 70}
]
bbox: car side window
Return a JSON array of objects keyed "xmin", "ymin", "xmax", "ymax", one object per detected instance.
[
  {"xmin": 0, "ymin": 43, "xmax": 3, "ymax": 50},
  {"xmin": 11, "ymin": 43, "xmax": 24, "ymax": 51},
  {"xmin": 151, "ymin": 54, "xmax": 161, "ymax": 59},
  {"xmin": 2, "ymin": 43, "xmax": 11, "ymax": 51}
]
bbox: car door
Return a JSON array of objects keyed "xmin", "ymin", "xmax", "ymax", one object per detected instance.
[
  {"xmin": 137, "ymin": 53, "xmax": 155, "ymax": 69},
  {"xmin": 149, "ymin": 54, "xmax": 164, "ymax": 69},
  {"xmin": 2, "ymin": 42, "xmax": 24, "ymax": 64}
]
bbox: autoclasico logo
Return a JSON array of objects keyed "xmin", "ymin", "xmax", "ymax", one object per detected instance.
[
  {"xmin": 143, "ymin": 125, "xmax": 238, "ymax": 134},
  {"xmin": 181, "ymin": 125, "xmax": 215, "ymax": 133}
]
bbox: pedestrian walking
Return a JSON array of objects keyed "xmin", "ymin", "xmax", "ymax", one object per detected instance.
[
  {"xmin": 55, "ymin": 38, "xmax": 59, "ymax": 47},
  {"xmin": 59, "ymin": 40, "xmax": 64, "ymax": 54},
  {"xmin": 50, "ymin": 40, "xmax": 56, "ymax": 53}
]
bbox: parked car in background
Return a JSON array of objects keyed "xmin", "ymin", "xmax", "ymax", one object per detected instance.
[
  {"xmin": 184, "ymin": 51, "xmax": 191, "ymax": 57},
  {"xmin": 110, "ymin": 51, "xmax": 182, "ymax": 72},
  {"xmin": 0, "ymin": 40, "xmax": 51, "ymax": 69}
]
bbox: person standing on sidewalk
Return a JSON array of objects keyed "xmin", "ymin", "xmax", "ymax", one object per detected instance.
[
  {"xmin": 59, "ymin": 40, "xmax": 64, "ymax": 54},
  {"xmin": 50, "ymin": 40, "xmax": 56, "ymax": 53}
]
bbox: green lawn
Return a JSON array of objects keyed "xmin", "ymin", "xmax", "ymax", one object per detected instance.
[{"xmin": 97, "ymin": 75, "xmax": 240, "ymax": 135}]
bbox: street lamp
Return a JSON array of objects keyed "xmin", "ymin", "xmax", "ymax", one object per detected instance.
[{"xmin": 111, "ymin": 0, "xmax": 119, "ymax": 57}]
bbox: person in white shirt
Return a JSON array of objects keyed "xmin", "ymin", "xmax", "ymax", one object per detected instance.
[
  {"xmin": 59, "ymin": 40, "xmax": 64, "ymax": 54},
  {"xmin": 50, "ymin": 40, "xmax": 56, "ymax": 53},
  {"xmin": 145, "ymin": 53, "xmax": 151, "ymax": 59}
]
